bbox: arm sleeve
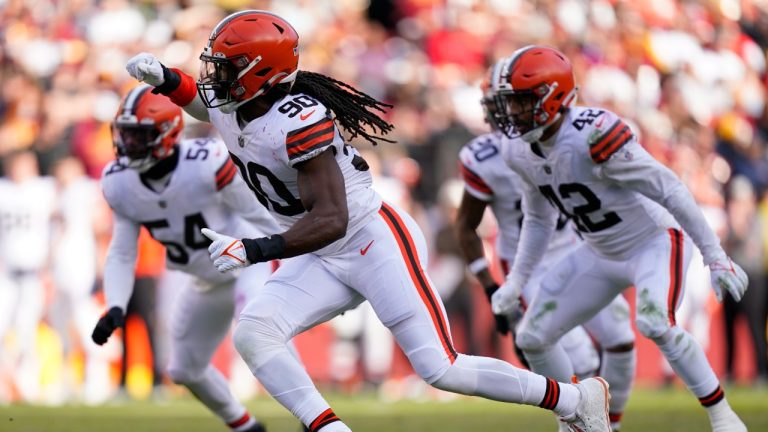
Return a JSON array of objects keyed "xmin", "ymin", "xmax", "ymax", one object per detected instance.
[
  {"xmin": 506, "ymin": 180, "xmax": 558, "ymax": 286},
  {"xmin": 152, "ymin": 67, "xmax": 210, "ymax": 122},
  {"xmin": 598, "ymin": 140, "xmax": 725, "ymax": 264},
  {"xmin": 220, "ymin": 175, "xmax": 281, "ymax": 236},
  {"xmin": 103, "ymin": 213, "xmax": 141, "ymax": 310}
]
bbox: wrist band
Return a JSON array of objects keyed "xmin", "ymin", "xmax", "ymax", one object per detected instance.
[
  {"xmin": 243, "ymin": 234, "xmax": 286, "ymax": 263},
  {"xmin": 468, "ymin": 257, "xmax": 489, "ymax": 275}
]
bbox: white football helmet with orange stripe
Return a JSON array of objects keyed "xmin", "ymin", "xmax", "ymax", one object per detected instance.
[{"xmin": 489, "ymin": 45, "xmax": 578, "ymax": 143}]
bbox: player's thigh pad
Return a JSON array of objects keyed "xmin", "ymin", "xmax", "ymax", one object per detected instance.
[
  {"xmin": 582, "ymin": 294, "xmax": 635, "ymax": 349},
  {"xmin": 631, "ymin": 229, "xmax": 693, "ymax": 339},
  {"xmin": 168, "ymin": 279, "xmax": 236, "ymax": 381},
  {"xmin": 237, "ymin": 254, "xmax": 363, "ymax": 350},
  {"xmin": 232, "ymin": 261, "xmax": 273, "ymax": 318},
  {"xmin": 516, "ymin": 244, "xmax": 625, "ymax": 352},
  {"xmin": 325, "ymin": 203, "xmax": 456, "ymax": 382}
]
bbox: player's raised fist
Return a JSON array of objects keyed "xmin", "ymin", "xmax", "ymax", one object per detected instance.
[
  {"xmin": 126, "ymin": 53, "xmax": 165, "ymax": 86},
  {"xmin": 202, "ymin": 228, "xmax": 250, "ymax": 272}
]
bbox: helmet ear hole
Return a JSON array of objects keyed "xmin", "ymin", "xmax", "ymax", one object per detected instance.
[{"xmin": 254, "ymin": 67, "xmax": 272, "ymax": 77}]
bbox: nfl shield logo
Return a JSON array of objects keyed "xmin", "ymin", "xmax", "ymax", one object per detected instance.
[
  {"xmin": 238, "ymin": 135, "xmax": 246, "ymax": 148},
  {"xmin": 543, "ymin": 165, "xmax": 552, "ymax": 175}
]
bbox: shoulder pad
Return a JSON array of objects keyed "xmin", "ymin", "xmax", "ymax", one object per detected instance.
[{"xmin": 586, "ymin": 112, "xmax": 634, "ymax": 164}]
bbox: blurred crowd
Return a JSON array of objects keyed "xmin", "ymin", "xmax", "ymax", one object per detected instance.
[{"xmin": 1, "ymin": 0, "xmax": 768, "ymax": 405}]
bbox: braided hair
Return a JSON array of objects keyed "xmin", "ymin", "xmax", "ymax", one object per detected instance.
[{"xmin": 289, "ymin": 71, "xmax": 395, "ymax": 145}]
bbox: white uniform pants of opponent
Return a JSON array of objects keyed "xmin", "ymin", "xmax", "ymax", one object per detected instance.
[
  {"xmin": 516, "ymin": 228, "xmax": 725, "ymax": 411},
  {"xmin": 167, "ymin": 262, "xmax": 271, "ymax": 429},
  {"xmin": 235, "ymin": 203, "xmax": 569, "ymax": 431}
]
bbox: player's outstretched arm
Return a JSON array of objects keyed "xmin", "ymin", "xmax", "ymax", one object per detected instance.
[
  {"xmin": 125, "ymin": 53, "xmax": 210, "ymax": 122},
  {"xmin": 599, "ymin": 140, "xmax": 749, "ymax": 301},
  {"xmin": 492, "ymin": 184, "xmax": 557, "ymax": 316},
  {"xmin": 280, "ymin": 148, "xmax": 349, "ymax": 255},
  {"xmin": 92, "ymin": 213, "xmax": 140, "ymax": 344},
  {"xmin": 203, "ymin": 148, "xmax": 348, "ymax": 272},
  {"xmin": 455, "ymin": 190, "xmax": 510, "ymax": 334}
]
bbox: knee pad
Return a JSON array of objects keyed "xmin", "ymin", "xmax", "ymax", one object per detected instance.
[
  {"xmin": 233, "ymin": 318, "xmax": 290, "ymax": 372},
  {"xmin": 166, "ymin": 364, "xmax": 203, "ymax": 386},
  {"xmin": 403, "ymin": 344, "xmax": 452, "ymax": 384},
  {"xmin": 514, "ymin": 326, "xmax": 553, "ymax": 353},
  {"xmin": 431, "ymin": 355, "xmax": 478, "ymax": 395},
  {"xmin": 635, "ymin": 309, "xmax": 672, "ymax": 340}
]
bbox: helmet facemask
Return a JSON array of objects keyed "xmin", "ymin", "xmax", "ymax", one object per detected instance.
[
  {"xmin": 197, "ymin": 52, "xmax": 257, "ymax": 112},
  {"xmin": 113, "ymin": 116, "xmax": 179, "ymax": 172},
  {"xmin": 493, "ymin": 82, "xmax": 562, "ymax": 143}
]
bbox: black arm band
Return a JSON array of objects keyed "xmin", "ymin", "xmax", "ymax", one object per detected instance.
[
  {"xmin": 151, "ymin": 65, "xmax": 182, "ymax": 95},
  {"xmin": 242, "ymin": 235, "xmax": 286, "ymax": 263}
]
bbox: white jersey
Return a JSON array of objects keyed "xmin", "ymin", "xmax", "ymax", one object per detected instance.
[
  {"xmin": 0, "ymin": 177, "xmax": 55, "ymax": 271},
  {"xmin": 208, "ymin": 93, "xmax": 382, "ymax": 251},
  {"xmin": 459, "ymin": 132, "xmax": 579, "ymax": 265},
  {"xmin": 102, "ymin": 138, "xmax": 271, "ymax": 283},
  {"xmin": 53, "ymin": 177, "xmax": 99, "ymax": 290},
  {"xmin": 501, "ymin": 106, "xmax": 722, "ymax": 264}
]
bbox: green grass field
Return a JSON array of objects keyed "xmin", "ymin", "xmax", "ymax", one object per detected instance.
[{"xmin": 1, "ymin": 386, "xmax": 766, "ymax": 432}]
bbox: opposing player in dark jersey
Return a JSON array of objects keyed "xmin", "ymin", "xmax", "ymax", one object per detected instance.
[
  {"xmin": 125, "ymin": 11, "xmax": 613, "ymax": 432},
  {"xmin": 93, "ymin": 86, "xmax": 279, "ymax": 432},
  {"xmin": 488, "ymin": 46, "xmax": 748, "ymax": 432}
]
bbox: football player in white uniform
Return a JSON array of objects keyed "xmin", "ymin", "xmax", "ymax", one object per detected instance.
[
  {"xmin": 457, "ymin": 80, "xmax": 636, "ymax": 431},
  {"xmin": 91, "ymin": 86, "xmax": 279, "ymax": 432},
  {"xmin": 487, "ymin": 46, "xmax": 749, "ymax": 432},
  {"xmin": 125, "ymin": 10, "xmax": 613, "ymax": 432},
  {"xmin": 0, "ymin": 150, "xmax": 55, "ymax": 402}
]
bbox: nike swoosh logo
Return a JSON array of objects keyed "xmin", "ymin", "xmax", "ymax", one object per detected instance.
[
  {"xmin": 299, "ymin": 110, "xmax": 316, "ymax": 121},
  {"xmin": 360, "ymin": 240, "xmax": 374, "ymax": 256}
]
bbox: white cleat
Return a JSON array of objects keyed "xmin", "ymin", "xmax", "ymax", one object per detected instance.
[
  {"xmin": 558, "ymin": 419, "xmax": 572, "ymax": 432},
  {"xmin": 709, "ymin": 407, "xmax": 748, "ymax": 432},
  {"xmin": 565, "ymin": 377, "xmax": 612, "ymax": 432}
]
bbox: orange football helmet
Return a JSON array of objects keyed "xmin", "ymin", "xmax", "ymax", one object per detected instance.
[
  {"xmin": 489, "ymin": 45, "xmax": 578, "ymax": 141},
  {"xmin": 197, "ymin": 10, "xmax": 299, "ymax": 113},
  {"xmin": 112, "ymin": 85, "xmax": 183, "ymax": 171},
  {"xmin": 479, "ymin": 67, "xmax": 499, "ymax": 129}
]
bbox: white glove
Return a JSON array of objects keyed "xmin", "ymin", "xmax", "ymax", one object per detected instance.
[
  {"xmin": 709, "ymin": 255, "xmax": 749, "ymax": 302},
  {"xmin": 126, "ymin": 52, "xmax": 165, "ymax": 86},
  {"xmin": 491, "ymin": 275, "xmax": 524, "ymax": 316},
  {"xmin": 201, "ymin": 228, "xmax": 250, "ymax": 273}
]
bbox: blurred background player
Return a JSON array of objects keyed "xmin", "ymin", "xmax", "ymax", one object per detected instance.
[
  {"xmin": 489, "ymin": 46, "xmax": 749, "ymax": 432},
  {"xmin": 91, "ymin": 85, "xmax": 280, "ymax": 432},
  {"xmin": 0, "ymin": 150, "xmax": 56, "ymax": 402},
  {"xmin": 48, "ymin": 156, "xmax": 110, "ymax": 404},
  {"xmin": 456, "ymin": 72, "xmax": 636, "ymax": 431}
]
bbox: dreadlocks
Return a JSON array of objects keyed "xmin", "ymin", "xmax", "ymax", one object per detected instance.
[{"xmin": 290, "ymin": 71, "xmax": 395, "ymax": 146}]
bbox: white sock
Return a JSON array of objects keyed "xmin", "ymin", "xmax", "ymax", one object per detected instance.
[
  {"xmin": 601, "ymin": 348, "xmax": 636, "ymax": 427},
  {"xmin": 523, "ymin": 344, "xmax": 575, "ymax": 382}
]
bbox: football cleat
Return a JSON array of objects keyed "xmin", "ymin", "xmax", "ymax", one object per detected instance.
[
  {"xmin": 709, "ymin": 407, "xmax": 747, "ymax": 432},
  {"xmin": 565, "ymin": 377, "xmax": 611, "ymax": 432},
  {"xmin": 242, "ymin": 421, "xmax": 267, "ymax": 432}
]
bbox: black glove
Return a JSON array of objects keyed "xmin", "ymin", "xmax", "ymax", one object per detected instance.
[
  {"xmin": 483, "ymin": 283, "xmax": 510, "ymax": 335},
  {"xmin": 91, "ymin": 306, "xmax": 125, "ymax": 345}
]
